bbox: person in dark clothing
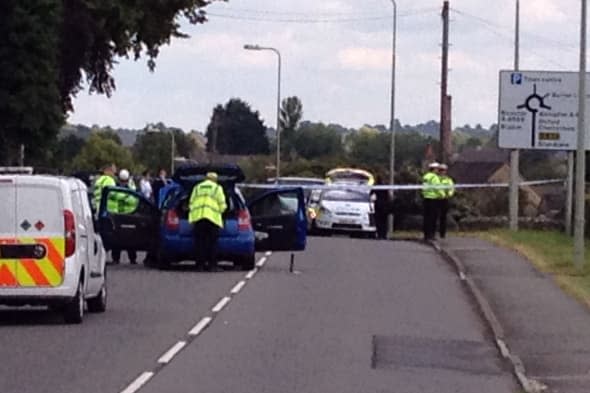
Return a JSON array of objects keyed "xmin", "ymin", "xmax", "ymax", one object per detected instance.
[
  {"xmin": 151, "ymin": 168, "xmax": 169, "ymax": 206},
  {"xmin": 371, "ymin": 176, "xmax": 392, "ymax": 240}
]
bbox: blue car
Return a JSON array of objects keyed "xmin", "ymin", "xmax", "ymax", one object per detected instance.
[{"xmin": 97, "ymin": 164, "xmax": 307, "ymax": 270}]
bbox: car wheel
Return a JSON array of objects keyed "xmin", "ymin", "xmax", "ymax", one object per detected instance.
[
  {"xmin": 63, "ymin": 279, "xmax": 84, "ymax": 324},
  {"xmin": 87, "ymin": 271, "xmax": 107, "ymax": 313},
  {"xmin": 239, "ymin": 254, "xmax": 256, "ymax": 271}
]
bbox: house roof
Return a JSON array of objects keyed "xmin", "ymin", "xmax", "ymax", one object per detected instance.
[
  {"xmin": 454, "ymin": 148, "xmax": 510, "ymax": 164},
  {"xmin": 449, "ymin": 162, "xmax": 505, "ymax": 184}
]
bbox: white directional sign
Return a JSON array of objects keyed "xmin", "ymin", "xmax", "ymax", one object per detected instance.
[{"xmin": 498, "ymin": 70, "xmax": 590, "ymax": 150}]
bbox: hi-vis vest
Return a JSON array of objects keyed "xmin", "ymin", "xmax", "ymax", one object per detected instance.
[
  {"xmin": 422, "ymin": 171, "xmax": 440, "ymax": 199},
  {"xmin": 189, "ymin": 180, "xmax": 227, "ymax": 228},
  {"xmin": 93, "ymin": 175, "xmax": 117, "ymax": 211},
  {"xmin": 438, "ymin": 176, "xmax": 455, "ymax": 199}
]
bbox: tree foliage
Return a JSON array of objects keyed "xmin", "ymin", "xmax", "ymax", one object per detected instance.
[
  {"xmin": 280, "ymin": 96, "xmax": 303, "ymax": 147},
  {"xmin": 60, "ymin": 0, "xmax": 212, "ymax": 111},
  {"xmin": 134, "ymin": 123, "xmax": 199, "ymax": 171},
  {"xmin": 292, "ymin": 123, "xmax": 343, "ymax": 160},
  {"xmin": 71, "ymin": 132, "xmax": 134, "ymax": 172},
  {"xmin": 0, "ymin": 0, "xmax": 64, "ymax": 165},
  {"xmin": 206, "ymin": 99, "xmax": 270, "ymax": 155}
]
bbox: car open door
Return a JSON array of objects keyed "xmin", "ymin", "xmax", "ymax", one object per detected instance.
[
  {"xmin": 248, "ymin": 188, "xmax": 307, "ymax": 252},
  {"xmin": 97, "ymin": 187, "xmax": 159, "ymax": 252}
]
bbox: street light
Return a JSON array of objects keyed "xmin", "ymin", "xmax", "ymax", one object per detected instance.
[
  {"xmin": 388, "ymin": 0, "xmax": 397, "ymax": 234},
  {"xmin": 244, "ymin": 44, "xmax": 282, "ymax": 179},
  {"xmin": 146, "ymin": 125, "xmax": 175, "ymax": 175}
]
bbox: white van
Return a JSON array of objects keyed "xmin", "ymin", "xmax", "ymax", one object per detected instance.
[{"xmin": 0, "ymin": 175, "xmax": 107, "ymax": 323}]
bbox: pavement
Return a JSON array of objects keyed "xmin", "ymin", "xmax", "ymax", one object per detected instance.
[
  {"xmin": 0, "ymin": 238, "xmax": 517, "ymax": 393},
  {"xmin": 438, "ymin": 236, "xmax": 590, "ymax": 393}
]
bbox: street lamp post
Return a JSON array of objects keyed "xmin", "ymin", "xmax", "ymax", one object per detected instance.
[
  {"xmin": 147, "ymin": 125, "xmax": 175, "ymax": 175},
  {"xmin": 244, "ymin": 44, "xmax": 282, "ymax": 180},
  {"xmin": 388, "ymin": 0, "xmax": 397, "ymax": 234}
]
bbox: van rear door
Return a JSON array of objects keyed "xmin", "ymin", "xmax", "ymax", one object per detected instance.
[
  {"xmin": 0, "ymin": 177, "xmax": 17, "ymax": 287},
  {"xmin": 14, "ymin": 179, "xmax": 65, "ymax": 287}
]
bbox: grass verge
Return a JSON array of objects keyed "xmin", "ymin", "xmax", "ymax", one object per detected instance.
[{"xmin": 475, "ymin": 229, "xmax": 590, "ymax": 308}]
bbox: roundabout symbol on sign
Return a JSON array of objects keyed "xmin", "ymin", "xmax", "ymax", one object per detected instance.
[{"xmin": 517, "ymin": 84, "xmax": 552, "ymax": 147}]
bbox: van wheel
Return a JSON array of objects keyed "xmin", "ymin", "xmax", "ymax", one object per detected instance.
[
  {"xmin": 239, "ymin": 254, "xmax": 256, "ymax": 271},
  {"xmin": 87, "ymin": 271, "xmax": 107, "ymax": 313},
  {"xmin": 63, "ymin": 280, "xmax": 84, "ymax": 324}
]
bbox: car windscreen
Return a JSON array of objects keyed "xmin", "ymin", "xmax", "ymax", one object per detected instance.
[{"xmin": 321, "ymin": 190, "xmax": 369, "ymax": 202}]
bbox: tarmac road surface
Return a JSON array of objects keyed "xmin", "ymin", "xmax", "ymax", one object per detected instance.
[{"xmin": 0, "ymin": 238, "xmax": 517, "ymax": 393}]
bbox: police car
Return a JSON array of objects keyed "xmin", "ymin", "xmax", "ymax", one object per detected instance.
[
  {"xmin": 96, "ymin": 164, "xmax": 308, "ymax": 270},
  {"xmin": 0, "ymin": 168, "xmax": 107, "ymax": 323}
]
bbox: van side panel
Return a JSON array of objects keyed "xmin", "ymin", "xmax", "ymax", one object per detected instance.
[
  {"xmin": 14, "ymin": 182, "xmax": 65, "ymax": 287},
  {"xmin": 0, "ymin": 180, "xmax": 17, "ymax": 287}
]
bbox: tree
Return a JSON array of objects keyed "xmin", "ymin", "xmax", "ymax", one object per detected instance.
[
  {"xmin": 0, "ymin": 0, "xmax": 64, "ymax": 164},
  {"xmin": 206, "ymin": 99, "xmax": 270, "ymax": 155},
  {"xmin": 59, "ymin": 0, "xmax": 212, "ymax": 112},
  {"xmin": 280, "ymin": 96, "xmax": 303, "ymax": 152},
  {"xmin": 134, "ymin": 123, "xmax": 199, "ymax": 172},
  {"xmin": 72, "ymin": 132, "xmax": 134, "ymax": 172},
  {"xmin": 292, "ymin": 123, "xmax": 343, "ymax": 160}
]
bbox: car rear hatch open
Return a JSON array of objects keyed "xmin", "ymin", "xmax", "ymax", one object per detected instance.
[{"xmin": 172, "ymin": 164, "xmax": 246, "ymax": 189}]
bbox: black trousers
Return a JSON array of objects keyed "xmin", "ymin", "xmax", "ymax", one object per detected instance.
[
  {"xmin": 375, "ymin": 210, "xmax": 388, "ymax": 240},
  {"xmin": 111, "ymin": 248, "xmax": 137, "ymax": 263},
  {"xmin": 438, "ymin": 199, "xmax": 449, "ymax": 238},
  {"xmin": 423, "ymin": 199, "xmax": 438, "ymax": 240},
  {"xmin": 193, "ymin": 220, "xmax": 220, "ymax": 267}
]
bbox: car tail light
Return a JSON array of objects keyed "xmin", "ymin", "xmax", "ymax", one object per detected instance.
[
  {"xmin": 64, "ymin": 210, "xmax": 76, "ymax": 258},
  {"xmin": 238, "ymin": 209, "xmax": 252, "ymax": 231},
  {"xmin": 165, "ymin": 209, "xmax": 180, "ymax": 231}
]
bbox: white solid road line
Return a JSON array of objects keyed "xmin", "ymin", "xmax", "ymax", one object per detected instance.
[
  {"xmin": 245, "ymin": 268, "xmax": 258, "ymax": 280},
  {"xmin": 256, "ymin": 257, "xmax": 267, "ymax": 267},
  {"xmin": 265, "ymin": 251, "xmax": 272, "ymax": 257},
  {"xmin": 189, "ymin": 317, "xmax": 212, "ymax": 336},
  {"xmin": 157, "ymin": 341, "xmax": 187, "ymax": 364},
  {"xmin": 231, "ymin": 281, "xmax": 246, "ymax": 295},
  {"xmin": 212, "ymin": 296, "xmax": 231, "ymax": 313},
  {"xmin": 120, "ymin": 372, "xmax": 155, "ymax": 393}
]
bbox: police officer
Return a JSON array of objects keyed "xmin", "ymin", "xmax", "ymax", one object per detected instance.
[
  {"xmin": 111, "ymin": 169, "xmax": 138, "ymax": 265},
  {"xmin": 189, "ymin": 172, "xmax": 227, "ymax": 271},
  {"xmin": 436, "ymin": 164, "xmax": 455, "ymax": 239},
  {"xmin": 422, "ymin": 162, "xmax": 441, "ymax": 241},
  {"xmin": 93, "ymin": 163, "xmax": 117, "ymax": 213},
  {"xmin": 370, "ymin": 176, "xmax": 391, "ymax": 240}
]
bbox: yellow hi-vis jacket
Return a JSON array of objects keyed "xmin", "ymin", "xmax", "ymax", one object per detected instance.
[
  {"xmin": 437, "ymin": 175, "xmax": 455, "ymax": 199},
  {"xmin": 93, "ymin": 174, "xmax": 117, "ymax": 211},
  {"xmin": 189, "ymin": 179, "xmax": 227, "ymax": 228},
  {"xmin": 422, "ymin": 171, "xmax": 440, "ymax": 199}
]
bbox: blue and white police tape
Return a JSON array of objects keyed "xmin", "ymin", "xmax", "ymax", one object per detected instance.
[{"xmin": 237, "ymin": 178, "xmax": 565, "ymax": 191}]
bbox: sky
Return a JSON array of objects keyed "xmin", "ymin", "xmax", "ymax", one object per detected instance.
[{"xmin": 68, "ymin": 0, "xmax": 583, "ymax": 133}]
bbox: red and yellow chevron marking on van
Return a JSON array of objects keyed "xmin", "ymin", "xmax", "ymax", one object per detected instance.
[{"xmin": 0, "ymin": 238, "xmax": 65, "ymax": 288}]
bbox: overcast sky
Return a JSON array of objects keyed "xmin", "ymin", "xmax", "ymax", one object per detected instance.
[{"xmin": 68, "ymin": 0, "xmax": 582, "ymax": 132}]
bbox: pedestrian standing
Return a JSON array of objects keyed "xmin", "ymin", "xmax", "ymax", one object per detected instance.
[
  {"xmin": 422, "ymin": 162, "xmax": 441, "ymax": 241},
  {"xmin": 92, "ymin": 163, "xmax": 117, "ymax": 214},
  {"xmin": 189, "ymin": 172, "xmax": 227, "ymax": 271},
  {"xmin": 139, "ymin": 170, "xmax": 153, "ymax": 200},
  {"xmin": 152, "ymin": 168, "xmax": 169, "ymax": 206},
  {"xmin": 371, "ymin": 176, "xmax": 391, "ymax": 240},
  {"xmin": 111, "ymin": 169, "xmax": 138, "ymax": 265},
  {"xmin": 436, "ymin": 164, "xmax": 455, "ymax": 239}
]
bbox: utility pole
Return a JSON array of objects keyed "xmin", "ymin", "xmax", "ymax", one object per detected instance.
[
  {"xmin": 509, "ymin": 0, "xmax": 520, "ymax": 231},
  {"xmin": 388, "ymin": 0, "xmax": 397, "ymax": 234},
  {"xmin": 440, "ymin": 0, "xmax": 451, "ymax": 163},
  {"xmin": 574, "ymin": 0, "xmax": 587, "ymax": 269}
]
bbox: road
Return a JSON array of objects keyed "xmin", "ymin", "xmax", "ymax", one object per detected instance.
[{"xmin": 0, "ymin": 238, "xmax": 517, "ymax": 393}]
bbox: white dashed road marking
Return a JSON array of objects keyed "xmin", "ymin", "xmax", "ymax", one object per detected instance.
[
  {"xmin": 121, "ymin": 253, "xmax": 272, "ymax": 393},
  {"xmin": 245, "ymin": 268, "xmax": 258, "ymax": 280},
  {"xmin": 158, "ymin": 341, "xmax": 187, "ymax": 364},
  {"xmin": 212, "ymin": 296, "xmax": 231, "ymax": 313},
  {"xmin": 120, "ymin": 372, "xmax": 154, "ymax": 393},
  {"xmin": 231, "ymin": 281, "xmax": 246, "ymax": 294}
]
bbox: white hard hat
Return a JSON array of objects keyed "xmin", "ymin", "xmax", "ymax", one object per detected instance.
[
  {"xmin": 428, "ymin": 162, "xmax": 441, "ymax": 169},
  {"xmin": 119, "ymin": 169, "xmax": 130, "ymax": 181}
]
